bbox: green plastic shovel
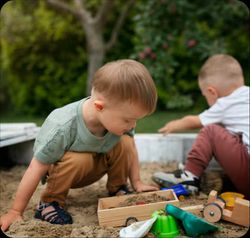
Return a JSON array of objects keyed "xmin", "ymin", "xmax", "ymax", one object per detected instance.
[{"xmin": 165, "ymin": 204, "xmax": 218, "ymax": 237}]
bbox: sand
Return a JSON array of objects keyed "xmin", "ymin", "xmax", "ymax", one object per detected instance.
[{"xmin": 0, "ymin": 163, "xmax": 248, "ymax": 237}]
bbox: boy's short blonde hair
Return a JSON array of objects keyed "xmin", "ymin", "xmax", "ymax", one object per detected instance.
[
  {"xmin": 91, "ymin": 59, "xmax": 157, "ymax": 114},
  {"xmin": 198, "ymin": 54, "xmax": 244, "ymax": 90}
]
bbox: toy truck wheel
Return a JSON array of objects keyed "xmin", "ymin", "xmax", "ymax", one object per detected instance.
[
  {"xmin": 203, "ymin": 203, "xmax": 222, "ymax": 223},
  {"xmin": 125, "ymin": 217, "xmax": 138, "ymax": 226}
]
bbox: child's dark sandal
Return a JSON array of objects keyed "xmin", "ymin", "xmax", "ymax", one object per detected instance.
[{"xmin": 34, "ymin": 201, "xmax": 73, "ymax": 224}]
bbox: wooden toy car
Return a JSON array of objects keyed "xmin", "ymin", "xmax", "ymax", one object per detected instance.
[
  {"xmin": 203, "ymin": 190, "xmax": 249, "ymax": 227},
  {"xmin": 97, "ymin": 190, "xmax": 179, "ymax": 227}
]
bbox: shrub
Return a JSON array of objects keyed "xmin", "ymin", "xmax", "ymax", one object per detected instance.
[{"xmin": 132, "ymin": 0, "xmax": 249, "ymax": 110}]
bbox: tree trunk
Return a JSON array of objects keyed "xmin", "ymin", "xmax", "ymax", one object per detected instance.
[
  {"xmin": 87, "ymin": 47, "xmax": 105, "ymax": 95},
  {"xmin": 85, "ymin": 27, "xmax": 105, "ymax": 95},
  {"xmin": 46, "ymin": 0, "xmax": 134, "ymax": 96},
  {"xmin": 80, "ymin": 22, "xmax": 105, "ymax": 95}
]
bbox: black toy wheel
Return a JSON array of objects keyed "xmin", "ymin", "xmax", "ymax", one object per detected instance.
[{"xmin": 125, "ymin": 217, "xmax": 138, "ymax": 226}]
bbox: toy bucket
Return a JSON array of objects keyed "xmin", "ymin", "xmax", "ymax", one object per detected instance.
[{"xmin": 150, "ymin": 210, "xmax": 180, "ymax": 238}]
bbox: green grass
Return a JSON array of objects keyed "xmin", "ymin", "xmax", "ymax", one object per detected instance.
[
  {"xmin": 0, "ymin": 111, "xmax": 199, "ymax": 133},
  {"xmin": 136, "ymin": 111, "xmax": 197, "ymax": 133}
]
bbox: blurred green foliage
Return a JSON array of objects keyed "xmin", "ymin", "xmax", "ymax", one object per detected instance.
[
  {"xmin": 0, "ymin": 0, "xmax": 136, "ymax": 116},
  {"xmin": 132, "ymin": 0, "xmax": 249, "ymax": 110},
  {"xmin": 1, "ymin": 0, "xmax": 87, "ymax": 115},
  {"xmin": 0, "ymin": 0, "xmax": 249, "ymax": 116}
]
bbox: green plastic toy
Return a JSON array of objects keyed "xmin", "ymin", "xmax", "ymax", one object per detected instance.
[
  {"xmin": 150, "ymin": 209, "xmax": 180, "ymax": 238},
  {"xmin": 166, "ymin": 204, "xmax": 218, "ymax": 237}
]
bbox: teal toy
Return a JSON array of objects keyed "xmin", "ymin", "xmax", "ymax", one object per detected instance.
[
  {"xmin": 150, "ymin": 209, "xmax": 180, "ymax": 238},
  {"xmin": 166, "ymin": 204, "xmax": 218, "ymax": 237}
]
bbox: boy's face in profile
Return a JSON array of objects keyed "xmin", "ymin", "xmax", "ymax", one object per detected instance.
[{"xmin": 97, "ymin": 100, "xmax": 148, "ymax": 136}]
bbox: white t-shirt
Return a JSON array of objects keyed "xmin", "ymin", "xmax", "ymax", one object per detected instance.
[{"xmin": 199, "ymin": 86, "xmax": 250, "ymax": 154}]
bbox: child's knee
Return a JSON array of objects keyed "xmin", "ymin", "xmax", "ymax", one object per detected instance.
[{"xmin": 120, "ymin": 135, "xmax": 134, "ymax": 150}]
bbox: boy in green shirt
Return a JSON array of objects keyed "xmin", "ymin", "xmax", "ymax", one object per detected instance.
[{"xmin": 0, "ymin": 59, "xmax": 158, "ymax": 230}]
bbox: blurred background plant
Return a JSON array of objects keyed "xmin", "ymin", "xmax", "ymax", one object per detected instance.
[
  {"xmin": 0, "ymin": 0, "xmax": 249, "ymax": 124},
  {"xmin": 132, "ymin": 0, "xmax": 249, "ymax": 110},
  {"xmin": 0, "ymin": 0, "xmax": 136, "ymax": 115}
]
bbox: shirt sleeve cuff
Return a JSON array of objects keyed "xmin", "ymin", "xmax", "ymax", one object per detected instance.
[{"xmin": 34, "ymin": 151, "xmax": 58, "ymax": 164}]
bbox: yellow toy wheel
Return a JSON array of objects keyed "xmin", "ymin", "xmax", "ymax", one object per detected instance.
[{"xmin": 178, "ymin": 195, "xmax": 185, "ymax": 201}]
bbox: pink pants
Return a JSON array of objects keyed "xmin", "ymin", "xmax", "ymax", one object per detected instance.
[{"xmin": 185, "ymin": 124, "xmax": 250, "ymax": 198}]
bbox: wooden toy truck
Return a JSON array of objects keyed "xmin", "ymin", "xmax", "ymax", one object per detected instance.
[
  {"xmin": 97, "ymin": 190, "xmax": 179, "ymax": 227},
  {"xmin": 203, "ymin": 190, "xmax": 250, "ymax": 227}
]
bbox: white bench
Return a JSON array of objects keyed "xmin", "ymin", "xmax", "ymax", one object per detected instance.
[
  {"xmin": 0, "ymin": 123, "xmax": 39, "ymax": 147},
  {"xmin": 135, "ymin": 133, "xmax": 221, "ymax": 170},
  {"xmin": 0, "ymin": 123, "xmax": 40, "ymax": 165}
]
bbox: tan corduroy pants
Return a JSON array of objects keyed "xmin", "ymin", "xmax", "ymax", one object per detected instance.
[{"xmin": 41, "ymin": 135, "xmax": 134, "ymax": 206}]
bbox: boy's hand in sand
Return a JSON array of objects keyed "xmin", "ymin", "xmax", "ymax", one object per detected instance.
[
  {"xmin": 0, "ymin": 209, "xmax": 23, "ymax": 232},
  {"xmin": 133, "ymin": 180, "xmax": 159, "ymax": 193}
]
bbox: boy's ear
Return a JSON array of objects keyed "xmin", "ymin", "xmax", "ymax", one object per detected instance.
[
  {"xmin": 207, "ymin": 86, "xmax": 219, "ymax": 97},
  {"xmin": 94, "ymin": 100, "xmax": 104, "ymax": 111}
]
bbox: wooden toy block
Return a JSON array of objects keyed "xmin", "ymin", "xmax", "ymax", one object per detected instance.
[
  {"xmin": 222, "ymin": 197, "xmax": 249, "ymax": 227},
  {"xmin": 97, "ymin": 189, "xmax": 179, "ymax": 227},
  {"xmin": 203, "ymin": 190, "xmax": 250, "ymax": 227}
]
